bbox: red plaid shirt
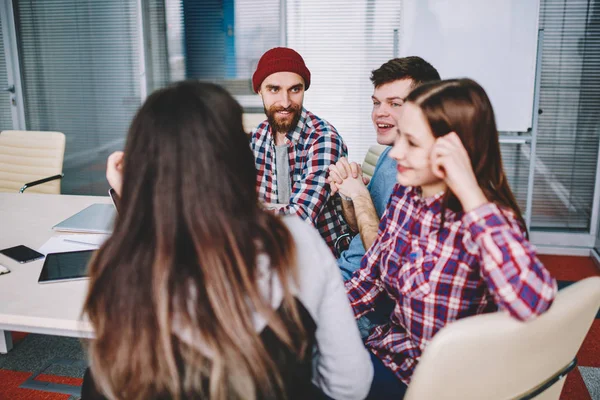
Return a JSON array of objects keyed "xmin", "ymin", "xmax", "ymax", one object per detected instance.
[
  {"xmin": 251, "ymin": 108, "xmax": 348, "ymax": 252},
  {"xmin": 345, "ymin": 184, "xmax": 557, "ymax": 385}
]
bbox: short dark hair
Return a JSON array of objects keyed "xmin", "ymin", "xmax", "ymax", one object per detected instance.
[{"xmin": 370, "ymin": 56, "xmax": 441, "ymax": 88}]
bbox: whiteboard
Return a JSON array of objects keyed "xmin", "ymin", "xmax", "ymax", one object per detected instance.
[{"xmin": 399, "ymin": 0, "xmax": 540, "ymax": 132}]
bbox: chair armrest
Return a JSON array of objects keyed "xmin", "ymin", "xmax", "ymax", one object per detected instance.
[{"xmin": 19, "ymin": 173, "xmax": 64, "ymax": 193}]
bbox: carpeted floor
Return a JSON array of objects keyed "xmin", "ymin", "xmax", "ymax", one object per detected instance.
[{"xmin": 0, "ymin": 254, "xmax": 598, "ymax": 399}]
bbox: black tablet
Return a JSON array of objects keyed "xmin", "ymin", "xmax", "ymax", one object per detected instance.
[{"xmin": 38, "ymin": 250, "xmax": 95, "ymax": 284}]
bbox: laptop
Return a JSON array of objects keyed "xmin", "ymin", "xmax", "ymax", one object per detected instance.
[{"xmin": 52, "ymin": 202, "xmax": 116, "ymax": 234}]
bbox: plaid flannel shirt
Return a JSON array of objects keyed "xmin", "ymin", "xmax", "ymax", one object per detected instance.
[
  {"xmin": 251, "ymin": 108, "xmax": 348, "ymax": 253},
  {"xmin": 345, "ymin": 184, "xmax": 557, "ymax": 385}
]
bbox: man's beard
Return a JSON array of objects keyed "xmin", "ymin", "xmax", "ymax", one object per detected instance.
[{"xmin": 265, "ymin": 103, "xmax": 302, "ymax": 134}]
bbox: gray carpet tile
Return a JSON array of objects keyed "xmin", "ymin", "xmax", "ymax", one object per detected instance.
[
  {"xmin": 43, "ymin": 362, "xmax": 87, "ymax": 379},
  {"xmin": 580, "ymin": 366, "xmax": 600, "ymax": 400},
  {"xmin": 0, "ymin": 334, "xmax": 87, "ymax": 372}
]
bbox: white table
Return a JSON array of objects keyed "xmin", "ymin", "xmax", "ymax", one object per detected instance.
[{"xmin": 0, "ymin": 193, "xmax": 109, "ymax": 353}]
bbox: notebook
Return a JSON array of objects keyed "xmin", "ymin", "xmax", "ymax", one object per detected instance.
[{"xmin": 52, "ymin": 203, "xmax": 116, "ymax": 234}]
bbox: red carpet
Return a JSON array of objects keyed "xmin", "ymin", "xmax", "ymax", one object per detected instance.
[
  {"xmin": 0, "ymin": 370, "xmax": 75, "ymax": 400},
  {"xmin": 538, "ymin": 254, "xmax": 600, "ymax": 400},
  {"xmin": 0, "ymin": 255, "xmax": 598, "ymax": 399}
]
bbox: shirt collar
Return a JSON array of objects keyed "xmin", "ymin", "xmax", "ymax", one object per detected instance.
[
  {"xmin": 407, "ymin": 186, "xmax": 462, "ymax": 223},
  {"xmin": 408, "ymin": 186, "xmax": 445, "ymax": 209}
]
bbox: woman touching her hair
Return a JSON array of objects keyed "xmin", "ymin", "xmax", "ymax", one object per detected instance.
[{"xmin": 346, "ymin": 78, "xmax": 557, "ymax": 399}]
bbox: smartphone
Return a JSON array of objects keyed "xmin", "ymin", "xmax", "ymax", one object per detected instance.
[
  {"xmin": 108, "ymin": 188, "xmax": 120, "ymax": 214},
  {"xmin": 0, "ymin": 245, "xmax": 45, "ymax": 263},
  {"xmin": 0, "ymin": 264, "xmax": 10, "ymax": 276}
]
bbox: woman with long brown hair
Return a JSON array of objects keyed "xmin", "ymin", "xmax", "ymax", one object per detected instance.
[
  {"xmin": 342, "ymin": 79, "xmax": 557, "ymax": 399},
  {"xmin": 82, "ymin": 81, "xmax": 372, "ymax": 400}
]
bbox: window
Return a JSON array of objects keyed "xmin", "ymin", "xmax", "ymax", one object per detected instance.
[
  {"xmin": 531, "ymin": 0, "xmax": 600, "ymax": 230},
  {"xmin": 15, "ymin": 0, "xmax": 142, "ymax": 195}
]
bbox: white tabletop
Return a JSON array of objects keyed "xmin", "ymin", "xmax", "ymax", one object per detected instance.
[{"xmin": 0, "ymin": 193, "xmax": 111, "ymax": 338}]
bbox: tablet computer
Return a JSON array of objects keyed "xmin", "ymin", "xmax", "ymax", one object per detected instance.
[{"xmin": 38, "ymin": 250, "xmax": 96, "ymax": 284}]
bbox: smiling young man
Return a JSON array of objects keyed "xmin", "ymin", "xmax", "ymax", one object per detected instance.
[
  {"xmin": 328, "ymin": 57, "xmax": 441, "ymax": 281},
  {"xmin": 250, "ymin": 47, "xmax": 348, "ymax": 253}
]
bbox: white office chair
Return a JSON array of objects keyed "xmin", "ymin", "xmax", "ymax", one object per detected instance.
[
  {"xmin": 361, "ymin": 144, "xmax": 388, "ymax": 180},
  {"xmin": 404, "ymin": 276, "xmax": 600, "ymax": 400},
  {"xmin": 0, "ymin": 130, "xmax": 65, "ymax": 194}
]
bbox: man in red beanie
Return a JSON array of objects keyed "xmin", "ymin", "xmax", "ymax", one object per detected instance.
[{"xmin": 250, "ymin": 47, "xmax": 348, "ymax": 253}]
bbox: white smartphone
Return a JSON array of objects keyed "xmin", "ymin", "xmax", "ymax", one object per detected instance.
[{"xmin": 0, "ymin": 264, "xmax": 10, "ymax": 276}]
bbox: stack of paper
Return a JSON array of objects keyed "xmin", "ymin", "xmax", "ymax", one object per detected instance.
[{"xmin": 38, "ymin": 234, "xmax": 110, "ymax": 255}]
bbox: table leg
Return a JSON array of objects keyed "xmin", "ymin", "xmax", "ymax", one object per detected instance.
[{"xmin": 0, "ymin": 330, "xmax": 13, "ymax": 353}]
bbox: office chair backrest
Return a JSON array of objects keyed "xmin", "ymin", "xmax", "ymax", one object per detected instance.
[
  {"xmin": 0, "ymin": 130, "xmax": 66, "ymax": 194},
  {"xmin": 405, "ymin": 276, "xmax": 600, "ymax": 400},
  {"xmin": 362, "ymin": 144, "xmax": 387, "ymax": 180}
]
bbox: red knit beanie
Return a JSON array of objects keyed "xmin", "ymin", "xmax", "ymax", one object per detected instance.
[{"xmin": 252, "ymin": 47, "xmax": 311, "ymax": 93}]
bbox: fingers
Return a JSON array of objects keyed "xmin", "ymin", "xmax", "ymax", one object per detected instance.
[
  {"xmin": 106, "ymin": 151, "xmax": 125, "ymax": 195},
  {"xmin": 328, "ymin": 165, "xmax": 344, "ymax": 185},
  {"xmin": 329, "ymin": 158, "xmax": 362, "ymax": 183},
  {"xmin": 430, "ymin": 153, "xmax": 447, "ymax": 179},
  {"xmin": 336, "ymin": 157, "xmax": 351, "ymax": 180},
  {"xmin": 349, "ymin": 162, "xmax": 359, "ymax": 179},
  {"xmin": 330, "ymin": 181, "xmax": 339, "ymax": 195}
]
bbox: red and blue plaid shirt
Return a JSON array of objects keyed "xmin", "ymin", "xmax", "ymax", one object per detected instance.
[
  {"xmin": 345, "ymin": 184, "xmax": 557, "ymax": 385},
  {"xmin": 251, "ymin": 108, "xmax": 349, "ymax": 253}
]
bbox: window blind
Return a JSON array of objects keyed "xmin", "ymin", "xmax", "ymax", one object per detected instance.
[
  {"xmin": 287, "ymin": 0, "xmax": 402, "ymax": 164},
  {"xmin": 14, "ymin": 0, "xmax": 142, "ymax": 195},
  {"xmin": 0, "ymin": 16, "xmax": 12, "ymax": 131},
  {"xmin": 531, "ymin": 0, "xmax": 600, "ymax": 230}
]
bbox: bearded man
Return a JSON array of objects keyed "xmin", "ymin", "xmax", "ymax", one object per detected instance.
[{"xmin": 250, "ymin": 47, "xmax": 348, "ymax": 253}]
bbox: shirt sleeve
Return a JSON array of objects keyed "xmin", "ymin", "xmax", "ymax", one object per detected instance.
[
  {"xmin": 277, "ymin": 133, "xmax": 347, "ymax": 226},
  {"xmin": 462, "ymin": 203, "xmax": 557, "ymax": 321},
  {"xmin": 311, "ymin": 235, "xmax": 374, "ymax": 400},
  {"xmin": 286, "ymin": 216, "xmax": 373, "ymax": 400}
]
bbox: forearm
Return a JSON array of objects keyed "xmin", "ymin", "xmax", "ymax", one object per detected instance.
[
  {"xmin": 340, "ymin": 198, "xmax": 358, "ymax": 232},
  {"xmin": 352, "ymin": 192, "xmax": 380, "ymax": 250}
]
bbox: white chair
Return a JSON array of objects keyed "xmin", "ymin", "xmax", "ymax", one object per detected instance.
[
  {"xmin": 0, "ymin": 130, "xmax": 65, "ymax": 194},
  {"xmin": 404, "ymin": 276, "xmax": 600, "ymax": 400},
  {"xmin": 242, "ymin": 112, "xmax": 266, "ymax": 133},
  {"xmin": 361, "ymin": 144, "xmax": 388, "ymax": 180}
]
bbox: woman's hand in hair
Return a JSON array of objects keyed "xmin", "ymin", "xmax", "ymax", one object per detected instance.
[
  {"xmin": 106, "ymin": 151, "xmax": 124, "ymax": 196},
  {"xmin": 327, "ymin": 157, "xmax": 370, "ymax": 199},
  {"xmin": 430, "ymin": 132, "xmax": 487, "ymax": 212}
]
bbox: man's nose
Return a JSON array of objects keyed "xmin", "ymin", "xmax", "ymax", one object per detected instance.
[
  {"xmin": 375, "ymin": 105, "xmax": 389, "ymax": 118},
  {"xmin": 279, "ymin": 92, "xmax": 291, "ymax": 108}
]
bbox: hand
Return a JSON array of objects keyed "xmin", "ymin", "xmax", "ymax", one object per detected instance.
[
  {"xmin": 327, "ymin": 157, "xmax": 370, "ymax": 200},
  {"xmin": 106, "ymin": 151, "xmax": 125, "ymax": 196},
  {"xmin": 430, "ymin": 132, "xmax": 487, "ymax": 211}
]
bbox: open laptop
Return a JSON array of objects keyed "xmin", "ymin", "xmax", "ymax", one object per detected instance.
[{"xmin": 52, "ymin": 189, "xmax": 119, "ymax": 233}]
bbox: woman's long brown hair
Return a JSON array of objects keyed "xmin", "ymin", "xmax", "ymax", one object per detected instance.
[
  {"xmin": 84, "ymin": 81, "xmax": 305, "ymax": 399},
  {"xmin": 406, "ymin": 78, "xmax": 527, "ymax": 234}
]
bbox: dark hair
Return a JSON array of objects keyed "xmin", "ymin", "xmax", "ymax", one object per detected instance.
[
  {"xmin": 370, "ymin": 56, "xmax": 441, "ymax": 88},
  {"xmin": 84, "ymin": 81, "xmax": 305, "ymax": 400},
  {"xmin": 406, "ymin": 78, "xmax": 527, "ymax": 235}
]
